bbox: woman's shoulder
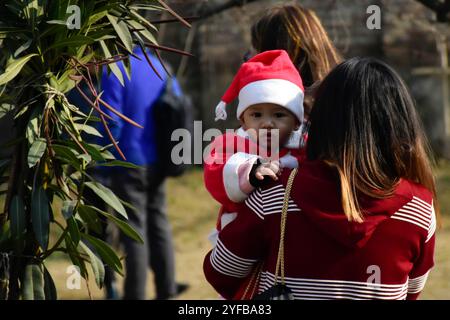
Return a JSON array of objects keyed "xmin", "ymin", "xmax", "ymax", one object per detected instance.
[{"xmin": 396, "ymin": 178, "xmax": 433, "ymax": 205}]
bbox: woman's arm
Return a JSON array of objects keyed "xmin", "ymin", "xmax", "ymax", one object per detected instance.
[
  {"xmin": 406, "ymin": 204, "xmax": 436, "ymax": 300},
  {"xmin": 203, "ymin": 191, "xmax": 266, "ymax": 299}
]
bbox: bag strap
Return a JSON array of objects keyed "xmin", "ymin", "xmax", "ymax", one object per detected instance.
[
  {"xmin": 241, "ymin": 262, "xmax": 262, "ymax": 300},
  {"xmin": 274, "ymin": 168, "xmax": 298, "ymax": 285},
  {"xmin": 241, "ymin": 168, "xmax": 298, "ymax": 299}
]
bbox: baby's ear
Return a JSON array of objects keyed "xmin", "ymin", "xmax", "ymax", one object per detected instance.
[{"xmin": 239, "ymin": 117, "xmax": 247, "ymax": 130}]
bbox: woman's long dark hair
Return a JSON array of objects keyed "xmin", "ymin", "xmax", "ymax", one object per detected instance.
[{"xmin": 307, "ymin": 57, "xmax": 438, "ymax": 222}]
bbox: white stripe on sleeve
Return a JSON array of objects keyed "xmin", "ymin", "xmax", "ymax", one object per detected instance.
[
  {"xmin": 209, "ymin": 239, "xmax": 257, "ymax": 278},
  {"xmin": 408, "ymin": 271, "xmax": 430, "ymax": 294},
  {"xmin": 245, "ymin": 188, "xmax": 264, "ymax": 220}
]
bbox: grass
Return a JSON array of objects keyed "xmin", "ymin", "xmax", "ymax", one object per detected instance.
[
  {"xmin": 43, "ymin": 163, "xmax": 450, "ymax": 299},
  {"xmin": 421, "ymin": 160, "xmax": 450, "ymax": 299}
]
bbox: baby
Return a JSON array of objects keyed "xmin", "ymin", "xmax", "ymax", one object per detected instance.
[{"xmin": 204, "ymin": 50, "xmax": 305, "ymax": 244}]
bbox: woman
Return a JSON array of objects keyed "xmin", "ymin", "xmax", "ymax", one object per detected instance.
[
  {"xmin": 251, "ymin": 2, "xmax": 340, "ymax": 85},
  {"xmin": 250, "ymin": 2, "xmax": 342, "ymax": 115},
  {"xmin": 204, "ymin": 57, "xmax": 438, "ymax": 300}
]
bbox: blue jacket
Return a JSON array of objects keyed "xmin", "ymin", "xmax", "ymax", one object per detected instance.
[{"xmin": 99, "ymin": 48, "xmax": 182, "ymax": 165}]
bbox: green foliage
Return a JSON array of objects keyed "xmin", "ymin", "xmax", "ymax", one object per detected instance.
[
  {"xmin": 9, "ymin": 195, "xmax": 26, "ymax": 241},
  {"xmin": 31, "ymin": 187, "xmax": 50, "ymax": 251},
  {"xmin": 0, "ymin": 54, "xmax": 38, "ymax": 85},
  {"xmin": 0, "ymin": 0, "xmax": 188, "ymax": 300},
  {"xmin": 22, "ymin": 263, "xmax": 45, "ymax": 300},
  {"xmin": 84, "ymin": 182, "xmax": 127, "ymax": 219}
]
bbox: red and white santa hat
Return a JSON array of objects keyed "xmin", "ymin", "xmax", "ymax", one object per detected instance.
[{"xmin": 215, "ymin": 50, "xmax": 304, "ymax": 123}]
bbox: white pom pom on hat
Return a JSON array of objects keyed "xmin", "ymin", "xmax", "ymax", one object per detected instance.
[
  {"xmin": 214, "ymin": 101, "xmax": 228, "ymax": 121},
  {"xmin": 214, "ymin": 50, "xmax": 304, "ymax": 123}
]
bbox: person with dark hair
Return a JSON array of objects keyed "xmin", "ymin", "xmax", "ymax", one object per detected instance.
[
  {"xmin": 250, "ymin": 2, "xmax": 342, "ymax": 115},
  {"xmin": 204, "ymin": 57, "xmax": 438, "ymax": 300}
]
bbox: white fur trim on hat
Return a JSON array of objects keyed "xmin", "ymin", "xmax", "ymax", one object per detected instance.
[{"xmin": 236, "ymin": 79, "xmax": 304, "ymax": 122}]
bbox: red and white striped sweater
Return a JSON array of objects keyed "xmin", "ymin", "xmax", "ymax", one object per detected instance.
[{"xmin": 203, "ymin": 160, "xmax": 436, "ymax": 300}]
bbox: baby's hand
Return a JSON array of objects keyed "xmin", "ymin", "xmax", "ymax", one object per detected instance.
[{"xmin": 254, "ymin": 160, "xmax": 281, "ymax": 181}]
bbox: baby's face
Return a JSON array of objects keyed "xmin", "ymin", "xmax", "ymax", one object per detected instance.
[{"xmin": 240, "ymin": 103, "xmax": 299, "ymax": 150}]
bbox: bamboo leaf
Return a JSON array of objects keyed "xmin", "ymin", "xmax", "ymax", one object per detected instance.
[
  {"xmin": 74, "ymin": 123, "xmax": 103, "ymax": 138},
  {"xmin": 14, "ymin": 39, "xmax": 32, "ymax": 58},
  {"xmin": 37, "ymin": 24, "xmax": 61, "ymax": 40},
  {"xmin": 101, "ymin": 149, "xmax": 116, "ymax": 160},
  {"xmin": 99, "ymin": 39, "xmax": 124, "ymax": 86},
  {"xmin": 0, "ymin": 103, "xmax": 14, "ymax": 119},
  {"xmin": 0, "ymin": 53, "xmax": 37, "ymax": 85},
  {"xmin": 22, "ymin": 263, "xmax": 45, "ymax": 300},
  {"xmin": 108, "ymin": 214, "xmax": 143, "ymax": 243},
  {"xmin": 25, "ymin": 108, "xmax": 40, "ymax": 145},
  {"xmin": 76, "ymin": 204, "xmax": 102, "ymax": 234},
  {"xmin": 10, "ymin": 195, "xmax": 26, "ymax": 240},
  {"xmin": 14, "ymin": 105, "xmax": 30, "ymax": 119},
  {"xmin": 64, "ymin": 232, "xmax": 88, "ymax": 278},
  {"xmin": 84, "ymin": 181, "xmax": 127, "ymax": 219},
  {"xmin": 43, "ymin": 266, "xmax": 57, "ymax": 300},
  {"xmin": 130, "ymin": 8, "xmax": 159, "ymax": 32},
  {"xmin": 81, "ymin": 233, "xmax": 123, "ymax": 275},
  {"xmin": 67, "ymin": 216, "xmax": 80, "ymax": 245},
  {"xmin": 122, "ymin": 51, "xmax": 132, "ymax": 81},
  {"xmin": 120, "ymin": 198, "xmax": 137, "ymax": 212},
  {"xmin": 46, "ymin": 35, "xmax": 95, "ymax": 51},
  {"xmin": 88, "ymin": 205, "xmax": 143, "ymax": 244},
  {"xmin": 107, "ymin": 14, "xmax": 133, "ymax": 53},
  {"xmin": 52, "ymin": 144, "xmax": 81, "ymax": 169},
  {"xmin": 86, "ymin": 10, "xmax": 108, "ymax": 26},
  {"xmin": 78, "ymin": 240, "xmax": 105, "ymax": 288},
  {"xmin": 97, "ymin": 160, "xmax": 140, "ymax": 169},
  {"xmin": 31, "ymin": 187, "xmax": 50, "ymax": 250},
  {"xmin": 79, "ymin": 142, "xmax": 105, "ymax": 162},
  {"xmin": 128, "ymin": 16, "xmax": 158, "ymax": 44},
  {"xmin": 46, "ymin": 19, "xmax": 67, "ymax": 26},
  {"xmin": 28, "ymin": 138, "xmax": 47, "ymax": 167},
  {"xmin": 77, "ymin": 153, "xmax": 92, "ymax": 163}
]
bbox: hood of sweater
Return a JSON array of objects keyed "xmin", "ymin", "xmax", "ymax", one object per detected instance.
[{"xmin": 284, "ymin": 160, "xmax": 426, "ymax": 248}]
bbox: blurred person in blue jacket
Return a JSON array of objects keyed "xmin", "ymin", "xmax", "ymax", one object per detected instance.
[{"xmin": 98, "ymin": 47, "xmax": 189, "ymax": 300}]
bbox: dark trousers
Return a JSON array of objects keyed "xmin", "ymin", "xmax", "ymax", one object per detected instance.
[{"xmin": 110, "ymin": 166, "xmax": 176, "ymax": 300}]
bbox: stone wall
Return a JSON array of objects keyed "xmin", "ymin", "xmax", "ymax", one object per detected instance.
[
  {"xmin": 158, "ymin": 0, "xmax": 447, "ymax": 153},
  {"xmin": 382, "ymin": 0, "xmax": 445, "ymax": 153}
]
